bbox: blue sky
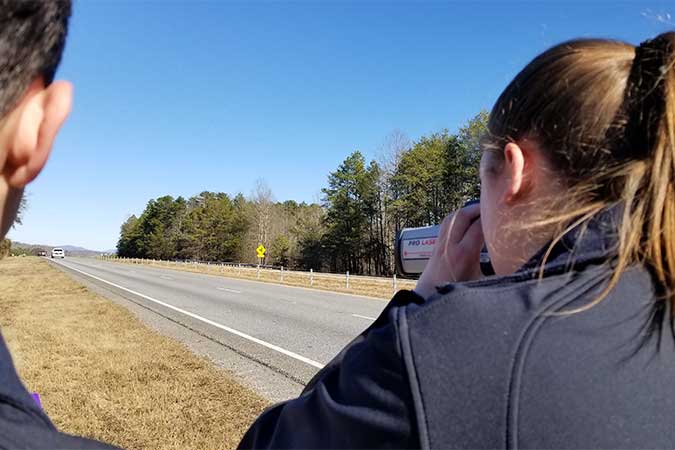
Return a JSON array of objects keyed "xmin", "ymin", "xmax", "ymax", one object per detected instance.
[{"xmin": 8, "ymin": 0, "xmax": 675, "ymax": 251}]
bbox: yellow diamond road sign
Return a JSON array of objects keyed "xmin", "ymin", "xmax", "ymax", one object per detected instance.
[{"xmin": 256, "ymin": 244, "xmax": 266, "ymax": 258}]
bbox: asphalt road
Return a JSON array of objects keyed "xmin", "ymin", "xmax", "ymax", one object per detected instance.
[{"xmin": 49, "ymin": 257, "xmax": 389, "ymax": 392}]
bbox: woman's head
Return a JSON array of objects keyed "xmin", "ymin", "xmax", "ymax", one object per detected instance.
[{"xmin": 479, "ymin": 32, "xmax": 675, "ymax": 305}]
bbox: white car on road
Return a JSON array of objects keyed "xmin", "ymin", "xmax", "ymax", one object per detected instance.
[{"xmin": 51, "ymin": 248, "xmax": 65, "ymax": 259}]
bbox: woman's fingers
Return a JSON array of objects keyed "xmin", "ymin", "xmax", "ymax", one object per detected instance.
[
  {"xmin": 415, "ymin": 203, "xmax": 485, "ymax": 299},
  {"xmin": 448, "ymin": 203, "xmax": 481, "ymax": 243},
  {"xmin": 459, "ymin": 217, "xmax": 484, "ymax": 253}
]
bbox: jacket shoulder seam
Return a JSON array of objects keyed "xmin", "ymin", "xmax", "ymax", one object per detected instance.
[
  {"xmin": 397, "ymin": 306, "xmax": 430, "ymax": 450},
  {"xmin": 505, "ymin": 273, "xmax": 610, "ymax": 449}
]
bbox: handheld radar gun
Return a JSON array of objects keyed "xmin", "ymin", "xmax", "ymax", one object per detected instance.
[{"xmin": 394, "ymin": 200, "xmax": 494, "ymax": 277}]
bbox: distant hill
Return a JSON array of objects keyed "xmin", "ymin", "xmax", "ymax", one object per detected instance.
[
  {"xmin": 12, "ymin": 242, "xmax": 110, "ymax": 257},
  {"xmin": 60, "ymin": 245, "xmax": 98, "ymax": 254}
]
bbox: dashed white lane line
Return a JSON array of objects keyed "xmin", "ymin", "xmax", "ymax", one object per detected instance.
[
  {"xmin": 52, "ymin": 260, "xmax": 325, "ymax": 369},
  {"xmin": 352, "ymin": 313, "xmax": 377, "ymax": 321},
  {"xmin": 217, "ymin": 287, "xmax": 241, "ymax": 294},
  {"xmin": 160, "ymin": 275, "xmax": 173, "ymax": 280}
]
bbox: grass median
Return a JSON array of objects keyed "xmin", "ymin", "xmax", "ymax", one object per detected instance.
[{"xmin": 0, "ymin": 256, "xmax": 270, "ymax": 450}]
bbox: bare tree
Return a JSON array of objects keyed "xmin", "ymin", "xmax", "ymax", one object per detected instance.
[
  {"xmin": 250, "ymin": 178, "xmax": 275, "ymax": 261},
  {"xmin": 374, "ymin": 130, "xmax": 412, "ymax": 273},
  {"xmin": 377, "ymin": 129, "xmax": 411, "ymax": 177}
]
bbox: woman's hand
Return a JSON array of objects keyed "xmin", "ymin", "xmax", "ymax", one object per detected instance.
[{"xmin": 414, "ymin": 203, "xmax": 485, "ymax": 300}]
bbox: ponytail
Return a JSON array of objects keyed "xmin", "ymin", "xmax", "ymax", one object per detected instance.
[
  {"xmin": 562, "ymin": 32, "xmax": 675, "ymax": 314},
  {"xmin": 620, "ymin": 33, "xmax": 675, "ymax": 306}
]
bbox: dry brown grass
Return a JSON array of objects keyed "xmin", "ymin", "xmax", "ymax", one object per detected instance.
[
  {"xmin": 0, "ymin": 257, "xmax": 269, "ymax": 450},
  {"xmin": 111, "ymin": 258, "xmax": 417, "ymax": 299}
]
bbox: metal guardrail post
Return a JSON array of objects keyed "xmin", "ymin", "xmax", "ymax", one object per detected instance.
[
  {"xmin": 346, "ymin": 271, "xmax": 350, "ymax": 289},
  {"xmin": 280, "ymin": 266, "xmax": 284, "ymax": 282},
  {"xmin": 310, "ymin": 268, "xmax": 314, "ymax": 286}
]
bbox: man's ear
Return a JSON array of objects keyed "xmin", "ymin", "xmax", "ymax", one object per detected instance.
[
  {"xmin": 2, "ymin": 79, "xmax": 72, "ymax": 187},
  {"xmin": 502, "ymin": 142, "xmax": 526, "ymax": 203}
]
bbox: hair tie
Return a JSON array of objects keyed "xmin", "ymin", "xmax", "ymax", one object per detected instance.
[{"xmin": 614, "ymin": 34, "xmax": 675, "ymax": 160}]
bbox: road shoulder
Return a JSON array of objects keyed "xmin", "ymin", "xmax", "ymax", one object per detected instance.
[{"xmin": 0, "ymin": 257, "xmax": 276, "ymax": 449}]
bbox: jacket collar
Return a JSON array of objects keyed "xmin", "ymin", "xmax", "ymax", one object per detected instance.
[
  {"xmin": 516, "ymin": 205, "xmax": 621, "ymax": 276},
  {"xmin": 434, "ymin": 206, "xmax": 622, "ymax": 296}
]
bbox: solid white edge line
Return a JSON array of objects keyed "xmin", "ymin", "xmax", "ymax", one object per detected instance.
[
  {"xmin": 352, "ymin": 313, "xmax": 377, "ymax": 321},
  {"xmin": 53, "ymin": 260, "xmax": 325, "ymax": 369}
]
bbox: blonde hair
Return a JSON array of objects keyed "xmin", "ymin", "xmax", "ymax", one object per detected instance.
[{"xmin": 485, "ymin": 32, "xmax": 675, "ymax": 313}]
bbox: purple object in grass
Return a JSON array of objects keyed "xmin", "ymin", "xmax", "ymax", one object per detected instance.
[{"xmin": 31, "ymin": 393, "xmax": 42, "ymax": 409}]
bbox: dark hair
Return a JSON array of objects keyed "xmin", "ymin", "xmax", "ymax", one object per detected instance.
[
  {"xmin": 484, "ymin": 32, "xmax": 675, "ymax": 312},
  {"xmin": 0, "ymin": 0, "xmax": 71, "ymax": 118}
]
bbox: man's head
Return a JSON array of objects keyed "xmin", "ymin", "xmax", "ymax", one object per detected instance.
[{"xmin": 0, "ymin": 0, "xmax": 73, "ymax": 237}]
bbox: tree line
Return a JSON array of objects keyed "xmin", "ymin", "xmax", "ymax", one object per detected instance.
[
  {"xmin": 117, "ymin": 111, "xmax": 488, "ymax": 276},
  {"xmin": 1, "ymin": 196, "xmax": 27, "ymax": 258}
]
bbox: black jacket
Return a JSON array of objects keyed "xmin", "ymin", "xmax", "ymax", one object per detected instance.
[{"xmin": 239, "ymin": 210, "xmax": 675, "ymax": 449}]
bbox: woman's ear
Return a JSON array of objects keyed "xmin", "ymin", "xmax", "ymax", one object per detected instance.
[
  {"xmin": 2, "ymin": 79, "xmax": 72, "ymax": 188},
  {"xmin": 502, "ymin": 142, "xmax": 526, "ymax": 203}
]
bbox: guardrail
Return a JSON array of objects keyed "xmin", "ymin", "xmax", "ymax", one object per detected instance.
[{"xmin": 99, "ymin": 256, "xmax": 417, "ymax": 299}]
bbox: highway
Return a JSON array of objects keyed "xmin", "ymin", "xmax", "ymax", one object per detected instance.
[{"xmin": 49, "ymin": 257, "xmax": 390, "ymax": 400}]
